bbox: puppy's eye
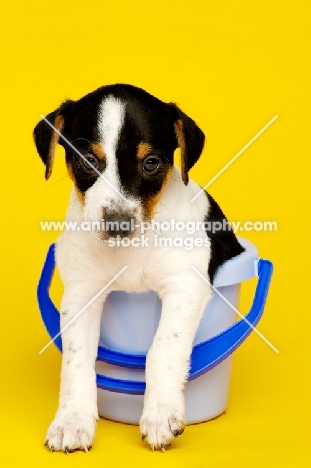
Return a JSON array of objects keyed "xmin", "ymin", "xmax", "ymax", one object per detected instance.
[
  {"xmin": 143, "ymin": 156, "xmax": 161, "ymax": 174},
  {"xmin": 80, "ymin": 154, "xmax": 99, "ymax": 173}
]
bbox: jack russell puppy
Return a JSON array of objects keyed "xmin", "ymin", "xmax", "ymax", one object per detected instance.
[{"xmin": 34, "ymin": 84, "xmax": 244, "ymax": 452}]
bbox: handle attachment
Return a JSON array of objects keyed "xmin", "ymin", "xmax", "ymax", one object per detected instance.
[{"xmin": 37, "ymin": 244, "xmax": 273, "ymax": 395}]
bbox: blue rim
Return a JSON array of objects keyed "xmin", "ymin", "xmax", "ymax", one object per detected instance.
[{"xmin": 37, "ymin": 244, "xmax": 273, "ymax": 395}]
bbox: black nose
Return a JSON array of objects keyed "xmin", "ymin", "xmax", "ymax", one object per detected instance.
[{"xmin": 104, "ymin": 214, "xmax": 133, "ymax": 238}]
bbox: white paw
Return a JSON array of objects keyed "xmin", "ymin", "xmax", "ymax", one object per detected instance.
[
  {"xmin": 45, "ymin": 408, "xmax": 98, "ymax": 453},
  {"xmin": 140, "ymin": 394, "xmax": 186, "ymax": 451}
]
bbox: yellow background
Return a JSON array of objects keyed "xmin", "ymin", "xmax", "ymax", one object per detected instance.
[{"xmin": 0, "ymin": 1, "xmax": 310, "ymax": 466}]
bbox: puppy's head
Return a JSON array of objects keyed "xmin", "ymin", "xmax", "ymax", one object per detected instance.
[{"xmin": 34, "ymin": 84, "xmax": 205, "ymax": 239}]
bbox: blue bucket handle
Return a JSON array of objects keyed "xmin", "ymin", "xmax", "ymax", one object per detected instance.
[{"xmin": 37, "ymin": 244, "xmax": 273, "ymax": 395}]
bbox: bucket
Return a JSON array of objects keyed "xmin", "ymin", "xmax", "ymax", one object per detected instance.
[{"xmin": 37, "ymin": 238, "xmax": 273, "ymax": 425}]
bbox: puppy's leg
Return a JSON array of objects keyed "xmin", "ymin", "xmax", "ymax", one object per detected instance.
[
  {"xmin": 140, "ymin": 275, "xmax": 211, "ymax": 450},
  {"xmin": 45, "ymin": 283, "xmax": 106, "ymax": 453}
]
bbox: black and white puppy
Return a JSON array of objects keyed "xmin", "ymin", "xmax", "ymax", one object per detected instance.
[{"xmin": 34, "ymin": 84, "xmax": 243, "ymax": 452}]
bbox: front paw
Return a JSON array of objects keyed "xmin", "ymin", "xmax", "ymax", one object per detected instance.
[
  {"xmin": 140, "ymin": 395, "xmax": 186, "ymax": 451},
  {"xmin": 45, "ymin": 407, "xmax": 98, "ymax": 453}
]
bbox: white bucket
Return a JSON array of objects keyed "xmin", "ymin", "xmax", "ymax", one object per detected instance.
[{"xmin": 96, "ymin": 238, "xmax": 259, "ymax": 425}]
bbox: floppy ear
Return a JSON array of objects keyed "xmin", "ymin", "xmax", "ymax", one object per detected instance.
[
  {"xmin": 168, "ymin": 103, "xmax": 205, "ymax": 185},
  {"xmin": 33, "ymin": 100, "xmax": 74, "ymax": 180}
]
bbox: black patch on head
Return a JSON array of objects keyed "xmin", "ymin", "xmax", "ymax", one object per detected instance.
[
  {"xmin": 34, "ymin": 83, "xmax": 204, "ymax": 198},
  {"xmin": 60, "ymin": 93, "xmax": 109, "ymax": 194},
  {"xmin": 112, "ymin": 86, "xmax": 177, "ymax": 201},
  {"xmin": 42, "ymin": 84, "xmax": 177, "ymax": 197},
  {"xmin": 204, "ymin": 192, "xmax": 245, "ymax": 283}
]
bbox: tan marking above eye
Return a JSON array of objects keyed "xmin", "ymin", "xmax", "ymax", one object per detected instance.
[
  {"xmin": 91, "ymin": 142, "xmax": 106, "ymax": 160},
  {"xmin": 137, "ymin": 142, "xmax": 152, "ymax": 160}
]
